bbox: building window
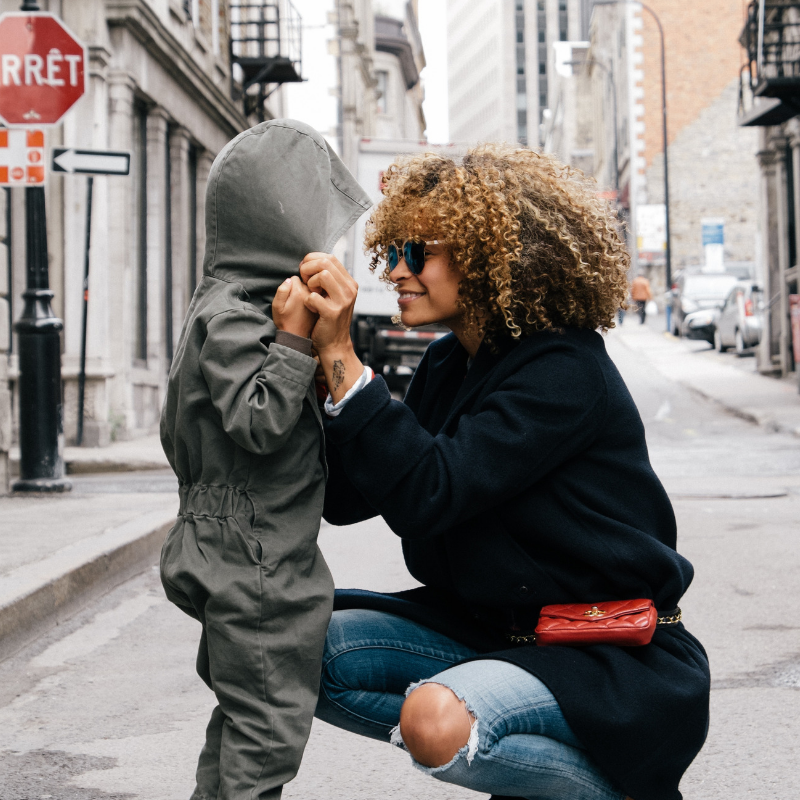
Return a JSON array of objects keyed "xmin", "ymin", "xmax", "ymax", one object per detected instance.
[
  {"xmin": 787, "ymin": 144, "xmax": 796, "ymax": 269},
  {"xmin": 515, "ymin": 3, "xmax": 527, "ymax": 145},
  {"xmin": 134, "ymin": 102, "xmax": 148, "ymax": 364},
  {"xmin": 188, "ymin": 144, "xmax": 198, "ymax": 297},
  {"xmin": 538, "ymin": 0, "xmax": 547, "ymax": 123},
  {"xmin": 376, "ymin": 70, "xmax": 389, "ymax": 114},
  {"xmin": 559, "ymin": 1, "xmax": 568, "ymax": 41},
  {"xmin": 211, "ymin": 0, "xmax": 220, "ymax": 55},
  {"xmin": 165, "ymin": 125, "xmax": 174, "ymax": 365}
]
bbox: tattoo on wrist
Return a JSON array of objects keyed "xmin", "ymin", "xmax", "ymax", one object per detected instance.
[{"xmin": 332, "ymin": 360, "xmax": 345, "ymax": 390}]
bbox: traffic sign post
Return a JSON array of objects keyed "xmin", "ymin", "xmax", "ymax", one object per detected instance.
[
  {"xmin": 1, "ymin": 2, "xmax": 88, "ymax": 491},
  {"xmin": 0, "ymin": 128, "xmax": 46, "ymax": 185},
  {"xmin": 76, "ymin": 176, "xmax": 93, "ymax": 447},
  {"xmin": 52, "ymin": 148, "xmax": 130, "ymax": 175},
  {"xmin": 0, "ymin": 11, "xmax": 86, "ymax": 127}
]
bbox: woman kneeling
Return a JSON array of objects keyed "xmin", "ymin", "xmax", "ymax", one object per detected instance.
[{"xmin": 301, "ymin": 143, "xmax": 709, "ymax": 800}]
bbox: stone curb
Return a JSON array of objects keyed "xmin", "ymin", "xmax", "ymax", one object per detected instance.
[
  {"xmin": 9, "ymin": 453, "xmax": 170, "ymax": 477},
  {"xmin": 0, "ymin": 508, "xmax": 176, "ymax": 662},
  {"xmin": 677, "ymin": 380, "xmax": 800, "ymax": 437},
  {"xmin": 612, "ymin": 327, "xmax": 800, "ymax": 437}
]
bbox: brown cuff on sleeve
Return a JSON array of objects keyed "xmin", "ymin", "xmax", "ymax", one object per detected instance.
[{"xmin": 274, "ymin": 330, "xmax": 314, "ymax": 357}]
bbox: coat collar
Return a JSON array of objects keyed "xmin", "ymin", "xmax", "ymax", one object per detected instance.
[{"xmin": 432, "ymin": 333, "xmax": 519, "ymax": 434}]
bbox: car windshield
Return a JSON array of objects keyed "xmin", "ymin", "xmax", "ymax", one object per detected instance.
[{"xmin": 683, "ymin": 275, "xmax": 738, "ymax": 299}]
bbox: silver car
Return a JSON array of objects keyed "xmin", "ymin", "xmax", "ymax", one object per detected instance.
[
  {"xmin": 714, "ymin": 281, "xmax": 763, "ymax": 355},
  {"xmin": 670, "ymin": 272, "xmax": 739, "ymax": 336}
]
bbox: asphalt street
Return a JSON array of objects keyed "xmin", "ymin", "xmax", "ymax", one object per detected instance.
[{"xmin": 1, "ymin": 325, "xmax": 799, "ymax": 800}]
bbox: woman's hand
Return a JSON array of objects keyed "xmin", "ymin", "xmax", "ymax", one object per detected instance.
[
  {"xmin": 300, "ymin": 252, "xmax": 364, "ymax": 403},
  {"xmin": 272, "ymin": 276, "xmax": 317, "ymax": 339}
]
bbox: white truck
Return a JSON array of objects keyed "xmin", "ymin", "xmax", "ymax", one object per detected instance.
[{"xmin": 347, "ymin": 138, "xmax": 464, "ymax": 389}]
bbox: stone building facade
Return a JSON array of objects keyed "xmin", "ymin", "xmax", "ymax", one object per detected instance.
[
  {"xmin": 736, "ymin": 2, "xmax": 800, "ymax": 377},
  {"xmin": 549, "ymin": 1, "xmax": 761, "ymax": 298},
  {"xmin": 0, "ymin": 0, "xmax": 304, "ymax": 488},
  {"xmin": 333, "ymin": 0, "xmax": 426, "ymax": 173}
]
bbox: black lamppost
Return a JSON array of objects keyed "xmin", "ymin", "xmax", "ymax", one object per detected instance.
[
  {"xmin": 11, "ymin": 0, "xmax": 71, "ymax": 492},
  {"xmin": 593, "ymin": 0, "xmax": 672, "ymax": 329}
]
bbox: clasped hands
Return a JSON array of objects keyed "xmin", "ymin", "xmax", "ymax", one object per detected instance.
[{"xmin": 271, "ymin": 253, "xmax": 364, "ymax": 404}]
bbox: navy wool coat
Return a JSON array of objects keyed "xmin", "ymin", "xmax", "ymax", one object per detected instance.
[{"xmin": 323, "ymin": 328, "xmax": 710, "ymax": 800}]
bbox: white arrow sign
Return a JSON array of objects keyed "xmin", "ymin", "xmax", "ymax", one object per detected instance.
[{"xmin": 52, "ymin": 148, "xmax": 130, "ymax": 175}]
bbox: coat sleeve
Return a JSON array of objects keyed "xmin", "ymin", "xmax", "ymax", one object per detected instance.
[
  {"xmin": 322, "ymin": 342, "xmax": 438, "ymax": 526},
  {"xmin": 199, "ymin": 308, "xmax": 318, "ymax": 455},
  {"xmin": 323, "ymin": 345, "xmax": 608, "ymax": 539},
  {"xmin": 322, "ymin": 439, "xmax": 379, "ymax": 525}
]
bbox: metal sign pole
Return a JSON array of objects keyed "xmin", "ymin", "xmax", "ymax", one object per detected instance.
[
  {"xmin": 3, "ymin": 0, "xmax": 89, "ymax": 490},
  {"xmin": 12, "ymin": 185, "xmax": 70, "ymax": 491},
  {"xmin": 76, "ymin": 176, "xmax": 93, "ymax": 447}
]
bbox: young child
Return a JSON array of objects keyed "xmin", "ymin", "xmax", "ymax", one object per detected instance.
[{"xmin": 159, "ymin": 120, "xmax": 371, "ymax": 800}]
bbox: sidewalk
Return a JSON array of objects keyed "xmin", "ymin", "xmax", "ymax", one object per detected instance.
[
  {"xmin": 0, "ymin": 434, "xmax": 176, "ymax": 661},
  {"xmin": 609, "ymin": 319, "xmax": 800, "ymax": 436},
  {"xmin": 9, "ymin": 432, "xmax": 170, "ymax": 475}
]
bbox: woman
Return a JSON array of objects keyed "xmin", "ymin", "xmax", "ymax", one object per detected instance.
[{"xmin": 300, "ymin": 144, "xmax": 709, "ymax": 800}]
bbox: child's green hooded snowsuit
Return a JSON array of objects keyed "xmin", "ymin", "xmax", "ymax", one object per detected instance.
[{"xmin": 159, "ymin": 120, "xmax": 371, "ymax": 800}]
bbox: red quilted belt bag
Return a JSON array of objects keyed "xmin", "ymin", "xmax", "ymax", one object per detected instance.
[{"xmin": 506, "ymin": 599, "xmax": 682, "ymax": 647}]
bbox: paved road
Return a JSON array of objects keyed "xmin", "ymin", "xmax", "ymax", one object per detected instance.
[{"xmin": 1, "ymin": 327, "xmax": 799, "ymax": 799}]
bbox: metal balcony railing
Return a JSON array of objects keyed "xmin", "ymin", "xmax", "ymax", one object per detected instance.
[
  {"xmin": 740, "ymin": 0, "xmax": 800, "ymax": 98},
  {"xmin": 230, "ymin": 0, "xmax": 303, "ymax": 118}
]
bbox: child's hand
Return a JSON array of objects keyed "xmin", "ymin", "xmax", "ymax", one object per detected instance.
[{"xmin": 272, "ymin": 276, "xmax": 318, "ymax": 339}]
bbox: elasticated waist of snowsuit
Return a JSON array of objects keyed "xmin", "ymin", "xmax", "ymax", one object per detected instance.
[{"xmin": 178, "ymin": 483, "xmax": 251, "ymax": 519}]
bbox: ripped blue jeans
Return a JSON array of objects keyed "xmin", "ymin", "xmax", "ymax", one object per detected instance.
[{"xmin": 314, "ymin": 609, "xmax": 625, "ymax": 800}]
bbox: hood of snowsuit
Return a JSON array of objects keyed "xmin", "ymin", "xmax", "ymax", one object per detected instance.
[{"xmin": 203, "ymin": 119, "xmax": 372, "ymax": 302}]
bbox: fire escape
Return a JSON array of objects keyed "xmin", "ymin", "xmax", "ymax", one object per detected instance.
[
  {"xmin": 229, "ymin": 0, "xmax": 303, "ymax": 122},
  {"xmin": 739, "ymin": 0, "xmax": 800, "ymax": 126}
]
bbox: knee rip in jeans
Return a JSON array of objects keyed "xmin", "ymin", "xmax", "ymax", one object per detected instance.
[{"xmin": 390, "ymin": 678, "xmax": 479, "ymax": 775}]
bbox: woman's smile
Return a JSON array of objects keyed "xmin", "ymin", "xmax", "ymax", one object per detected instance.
[{"xmin": 397, "ymin": 290, "xmax": 426, "ymax": 305}]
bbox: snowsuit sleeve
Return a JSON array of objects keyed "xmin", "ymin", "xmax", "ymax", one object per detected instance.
[{"xmin": 199, "ymin": 308, "xmax": 318, "ymax": 455}]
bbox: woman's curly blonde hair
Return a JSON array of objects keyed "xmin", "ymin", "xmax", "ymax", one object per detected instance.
[{"xmin": 364, "ymin": 143, "xmax": 630, "ymax": 346}]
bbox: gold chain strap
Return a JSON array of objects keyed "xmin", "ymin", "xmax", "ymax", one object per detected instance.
[
  {"xmin": 657, "ymin": 607, "xmax": 682, "ymax": 626},
  {"xmin": 505, "ymin": 607, "xmax": 683, "ymax": 645},
  {"xmin": 506, "ymin": 633, "xmax": 537, "ymax": 644}
]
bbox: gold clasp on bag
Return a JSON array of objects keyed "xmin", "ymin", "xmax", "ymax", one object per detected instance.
[{"xmin": 583, "ymin": 606, "xmax": 607, "ymax": 617}]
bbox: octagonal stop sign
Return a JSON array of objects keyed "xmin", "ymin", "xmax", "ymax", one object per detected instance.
[{"xmin": 0, "ymin": 12, "xmax": 86, "ymax": 127}]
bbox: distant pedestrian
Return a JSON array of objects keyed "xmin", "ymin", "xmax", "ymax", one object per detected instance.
[
  {"xmin": 631, "ymin": 273, "xmax": 653, "ymax": 324},
  {"xmin": 158, "ymin": 120, "xmax": 370, "ymax": 800},
  {"xmin": 301, "ymin": 143, "xmax": 709, "ymax": 800}
]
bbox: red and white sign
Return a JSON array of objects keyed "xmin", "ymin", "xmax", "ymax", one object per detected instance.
[
  {"xmin": 0, "ymin": 12, "xmax": 86, "ymax": 127},
  {"xmin": 0, "ymin": 128, "xmax": 46, "ymax": 185}
]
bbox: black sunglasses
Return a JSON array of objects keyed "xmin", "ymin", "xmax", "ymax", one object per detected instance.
[{"xmin": 387, "ymin": 239, "xmax": 440, "ymax": 275}]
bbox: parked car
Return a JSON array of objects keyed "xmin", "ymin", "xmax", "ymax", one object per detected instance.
[
  {"xmin": 669, "ymin": 272, "xmax": 739, "ymax": 336},
  {"xmin": 681, "ymin": 307, "xmax": 718, "ymax": 345},
  {"xmin": 714, "ymin": 281, "xmax": 763, "ymax": 355}
]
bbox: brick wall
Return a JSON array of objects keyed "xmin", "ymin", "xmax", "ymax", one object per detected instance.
[
  {"xmin": 634, "ymin": 0, "xmax": 759, "ymax": 282},
  {"xmin": 639, "ymin": 0, "xmax": 747, "ymax": 171},
  {"xmin": 645, "ymin": 78, "xmax": 760, "ymax": 270}
]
